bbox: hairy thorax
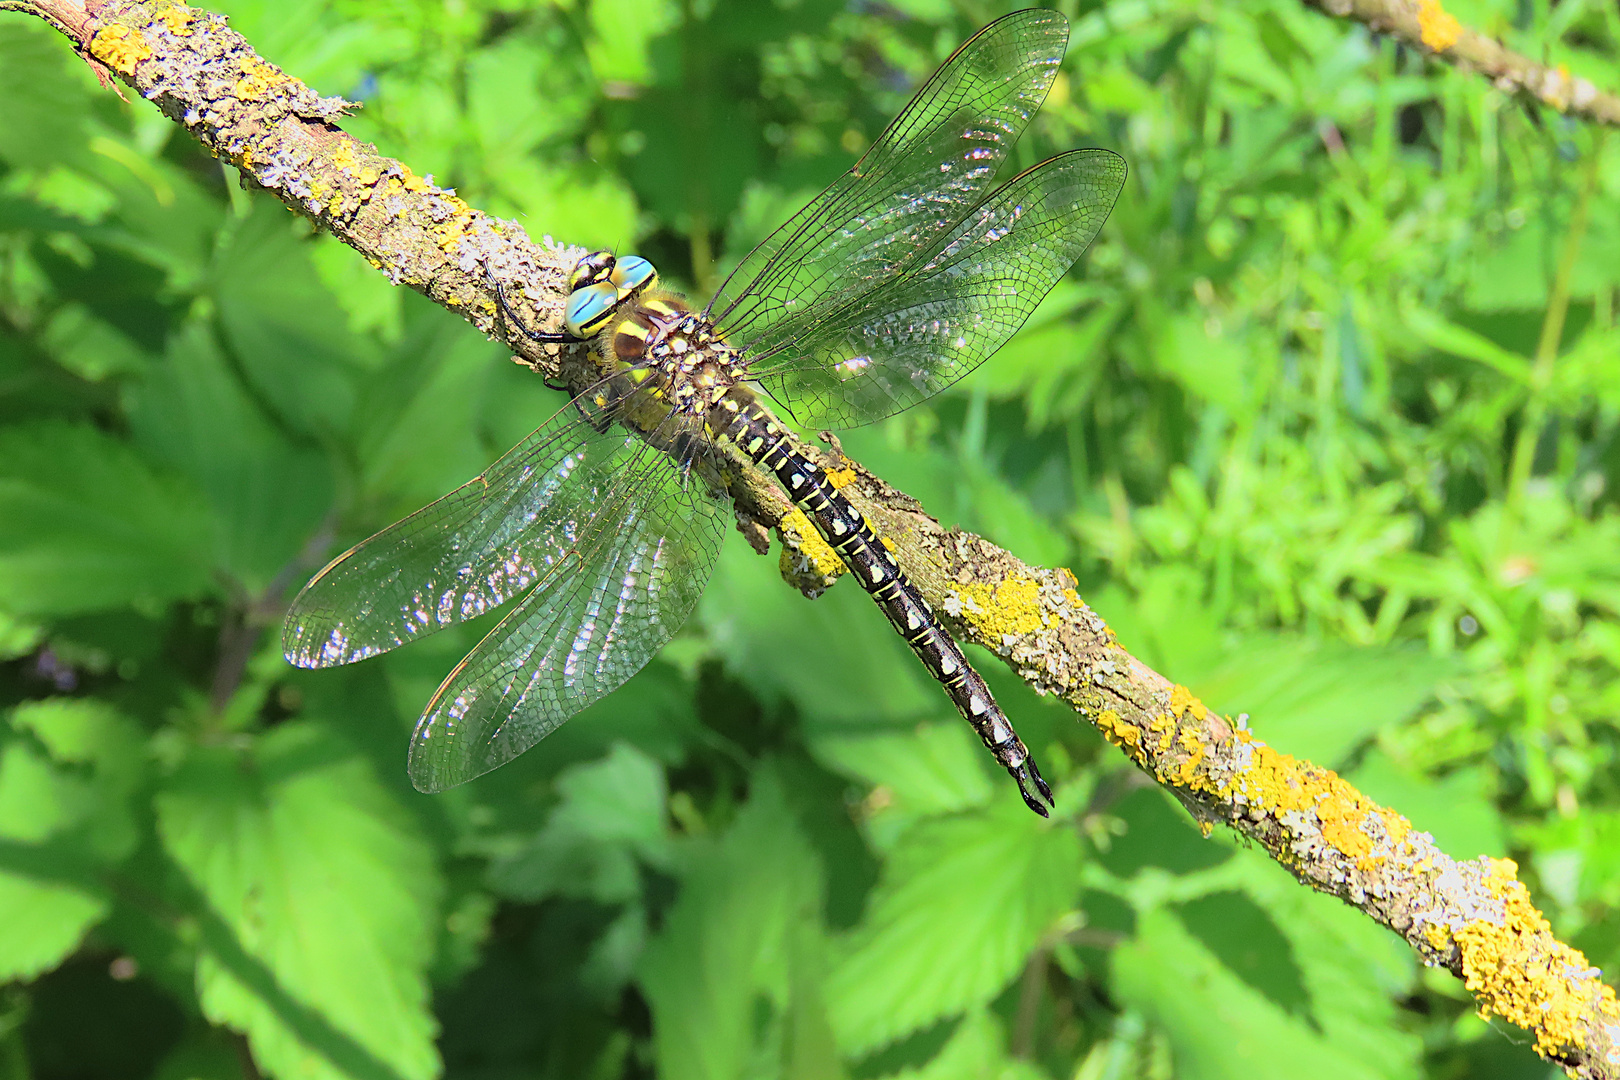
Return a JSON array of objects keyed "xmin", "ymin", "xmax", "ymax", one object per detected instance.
[{"xmin": 600, "ymin": 293, "xmax": 749, "ymax": 422}]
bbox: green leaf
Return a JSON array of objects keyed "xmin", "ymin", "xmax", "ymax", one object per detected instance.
[
  {"xmin": 0, "ymin": 733, "xmax": 106, "ymax": 980},
  {"xmin": 1113, "ymin": 849, "xmax": 1418, "ymax": 1080},
  {"xmin": 1190, "ymin": 638, "xmax": 1457, "ymax": 768},
  {"xmin": 1155, "ymin": 312, "xmax": 1265, "ymax": 419},
  {"xmin": 638, "ymin": 772, "xmax": 824, "ymax": 1080},
  {"xmin": 0, "ymin": 872, "xmax": 106, "ymax": 982},
  {"xmin": 0, "ymin": 22, "xmax": 91, "ymax": 169},
  {"xmin": 212, "ymin": 202, "xmax": 370, "ymax": 437},
  {"xmin": 127, "ymin": 322, "xmax": 333, "ymax": 591},
  {"xmin": 0, "ymin": 698, "xmax": 148, "ymax": 980},
  {"xmin": 0, "ymin": 611, "xmax": 42, "ymax": 660},
  {"xmin": 811, "ymin": 721, "xmax": 992, "ymax": 828},
  {"xmin": 1173, "ymin": 891, "xmax": 1313, "ymax": 1024},
  {"xmin": 487, "ymin": 742, "xmax": 671, "ymax": 903},
  {"xmin": 156, "ymin": 723, "xmax": 442, "ymax": 1080},
  {"xmin": 1404, "ymin": 305, "xmax": 1531, "ymax": 380},
  {"xmin": 704, "ymin": 537, "xmax": 940, "ymax": 729},
  {"xmin": 9, "ymin": 698, "xmax": 145, "ymax": 857},
  {"xmin": 0, "ymin": 422, "xmax": 215, "ymax": 615},
  {"xmin": 1093, "ymin": 786, "xmax": 1232, "ymax": 878},
  {"xmin": 873, "ymin": 1010, "xmax": 1044, "ymax": 1080},
  {"xmin": 1113, "ymin": 904, "xmax": 1412, "ymax": 1080},
  {"xmin": 587, "ymin": 0, "xmax": 680, "ymax": 85},
  {"xmin": 825, "ymin": 804, "xmax": 1082, "ymax": 1055},
  {"xmin": 494, "ymin": 160, "xmax": 640, "ymax": 253}
]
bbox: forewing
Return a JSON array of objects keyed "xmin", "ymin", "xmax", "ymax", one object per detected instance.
[
  {"xmin": 708, "ymin": 9, "xmax": 1069, "ymax": 350},
  {"xmin": 283, "ymin": 396, "xmax": 641, "ymax": 668},
  {"xmin": 407, "ymin": 440, "xmax": 728, "ymax": 792},
  {"xmin": 747, "ymin": 149, "xmax": 1126, "ymax": 428}
]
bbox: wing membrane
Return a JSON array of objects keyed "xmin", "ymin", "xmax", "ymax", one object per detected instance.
[
  {"xmin": 407, "ymin": 441, "xmax": 728, "ymax": 792},
  {"xmin": 747, "ymin": 149, "xmax": 1126, "ymax": 427},
  {"xmin": 283, "ymin": 395, "xmax": 649, "ymax": 668},
  {"xmin": 708, "ymin": 9, "xmax": 1069, "ymax": 351}
]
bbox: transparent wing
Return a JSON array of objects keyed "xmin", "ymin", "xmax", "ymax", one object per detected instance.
[
  {"xmin": 407, "ymin": 441, "xmax": 727, "ymax": 792},
  {"xmin": 283, "ymin": 394, "xmax": 652, "ymax": 668},
  {"xmin": 707, "ymin": 8, "xmax": 1069, "ymax": 350},
  {"xmin": 746, "ymin": 149, "xmax": 1126, "ymax": 428}
]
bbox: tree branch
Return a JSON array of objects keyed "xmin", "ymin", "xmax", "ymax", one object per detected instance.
[
  {"xmin": 10, "ymin": 1, "xmax": 1620, "ymax": 1074},
  {"xmin": 1306, "ymin": 0, "xmax": 1620, "ymax": 128}
]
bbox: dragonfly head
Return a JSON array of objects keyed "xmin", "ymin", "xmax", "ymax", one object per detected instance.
[
  {"xmin": 568, "ymin": 250, "xmax": 617, "ymax": 292},
  {"xmin": 610, "ymin": 255, "xmax": 657, "ymax": 297},
  {"xmin": 564, "ymin": 281, "xmax": 619, "ymax": 339},
  {"xmin": 564, "ymin": 251, "xmax": 660, "ymax": 339}
]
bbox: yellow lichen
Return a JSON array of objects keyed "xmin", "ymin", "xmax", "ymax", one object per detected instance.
[
  {"xmin": 90, "ymin": 24, "xmax": 153, "ymax": 76},
  {"xmin": 1169, "ymin": 684, "xmax": 1209, "ymax": 721},
  {"xmin": 1220, "ymin": 741, "xmax": 1416, "ymax": 869},
  {"xmin": 1422, "ymin": 921, "xmax": 1453, "ymax": 953},
  {"xmin": 330, "ymin": 140, "xmax": 360, "ymax": 172},
  {"xmin": 1417, "ymin": 0, "xmax": 1462, "ymax": 51},
  {"xmin": 233, "ymin": 57, "xmax": 289, "ymax": 101},
  {"xmin": 161, "ymin": 6, "xmax": 195, "ymax": 35},
  {"xmin": 777, "ymin": 509, "xmax": 845, "ymax": 581},
  {"xmin": 1453, "ymin": 858, "xmax": 1620, "ymax": 1059},
  {"xmin": 1175, "ymin": 726, "xmax": 1208, "ymax": 785},
  {"xmin": 1095, "ymin": 709, "xmax": 1144, "ymax": 763},
  {"xmin": 954, "ymin": 575, "xmax": 1045, "ymax": 639},
  {"xmin": 825, "ymin": 466, "xmax": 858, "ymax": 489}
]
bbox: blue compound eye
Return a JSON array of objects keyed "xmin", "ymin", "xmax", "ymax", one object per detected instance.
[
  {"xmin": 564, "ymin": 281, "xmax": 619, "ymax": 338},
  {"xmin": 611, "ymin": 255, "xmax": 657, "ymax": 297}
]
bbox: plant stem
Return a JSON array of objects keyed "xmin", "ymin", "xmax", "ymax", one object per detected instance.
[{"xmin": 1504, "ymin": 130, "xmax": 1606, "ymax": 522}]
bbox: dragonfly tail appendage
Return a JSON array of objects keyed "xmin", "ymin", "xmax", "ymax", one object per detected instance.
[{"xmin": 712, "ymin": 388, "xmax": 1055, "ymax": 816}]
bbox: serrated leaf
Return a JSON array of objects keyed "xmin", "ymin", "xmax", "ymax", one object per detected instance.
[
  {"xmin": 1115, "ymin": 907, "xmax": 1389, "ymax": 1080},
  {"xmin": 7, "ymin": 698, "xmax": 144, "ymax": 859},
  {"xmin": 212, "ymin": 202, "xmax": 369, "ymax": 437},
  {"xmin": 1113, "ymin": 850, "xmax": 1418, "ymax": 1080},
  {"xmin": 156, "ymin": 723, "xmax": 442, "ymax": 1080},
  {"xmin": 127, "ymin": 322, "xmax": 333, "ymax": 591},
  {"xmin": 0, "ymin": 872, "xmax": 106, "ymax": 982},
  {"xmin": 1173, "ymin": 891, "xmax": 1313, "ymax": 1024},
  {"xmin": 825, "ymin": 805, "xmax": 1082, "ymax": 1055},
  {"xmin": 0, "ymin": 421, "xmax": 215, "ymax": 615},
  {"xmin": 14, "ymin": 694, "xmax": 145, "ymax": 772},
  {"xmin": 638, "ymin": 773, "xmax": 824, "ymax": 1080},
  {"xmin": 0, "ymin": 699, "xmax": 145, "ymax": 980}
]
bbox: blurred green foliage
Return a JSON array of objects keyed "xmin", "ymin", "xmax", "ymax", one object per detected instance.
[{"xmin": 0, "ymin": 0, "xmax": 1617, "ymax": 1077}]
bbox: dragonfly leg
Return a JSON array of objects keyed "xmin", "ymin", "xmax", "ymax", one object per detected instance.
[{"xmin": 481, "ymin": 257, "xmax": 577, "ymax": 344}]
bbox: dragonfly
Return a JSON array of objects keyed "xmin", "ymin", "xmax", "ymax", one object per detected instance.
[{"xmin": 282, "ymin": 8, "xmax": 1125, "ymax": 815}]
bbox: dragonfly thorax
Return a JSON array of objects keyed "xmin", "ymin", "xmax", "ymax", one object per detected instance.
[{"xmin": 605, "ymin": 294, "xmax": 746, "ymax": 416}]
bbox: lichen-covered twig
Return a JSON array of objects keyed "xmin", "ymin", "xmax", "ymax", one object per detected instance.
[
  {"xmin": 1307, "ymin": 0, "xmax": 1620, "ymax": 128},
  {"xmin": 8, "ymin": 1, "xmax": 1620, "ymax": 1075}
]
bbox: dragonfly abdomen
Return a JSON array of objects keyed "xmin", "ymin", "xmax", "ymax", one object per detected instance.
[{"xmin": 708, "ymin": 387, "xmax": 1054, "ymax": 816}]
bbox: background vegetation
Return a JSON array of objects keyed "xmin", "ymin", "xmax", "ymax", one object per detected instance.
[{"xmin": 1, "ymin": 0, "xmax": 1618, "ymax": 1076}]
